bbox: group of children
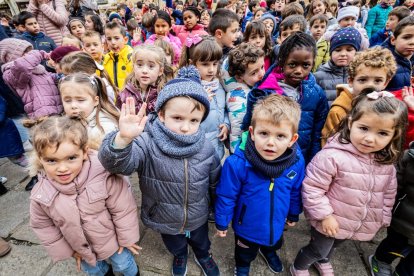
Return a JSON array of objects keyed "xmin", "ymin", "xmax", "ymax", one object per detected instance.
[{"xmin": 0, "ymin": 0, "xmax": 413, "ymax": 275}]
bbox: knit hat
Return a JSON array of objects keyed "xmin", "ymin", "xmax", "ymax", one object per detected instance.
[
  {"xmin": 50, "ymin": 46, "xmax": 80, "ymax": 63},
  {"xmin": 0, "ymin": 38, "xmax": 32, "ymax": 64},
  {"xmin": 260, "ymin": 13, "xmax": 278, "ymax": 37},
  {"xmin": 109, "ymin": 13, "xmax": 122, "ymax": 22},
  {"xmin": 155, "ymin": 65, "xmax": 210, "ymax": 120},
  {"xmin": 329, "ymin": 27, "xmax": 362, "ymax": 54},
  {"xmin": 336, "ymin": 6, "xmax": 360, "ymax": 22}
]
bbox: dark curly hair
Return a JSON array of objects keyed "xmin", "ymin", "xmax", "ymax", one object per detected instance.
[
  {"xmin": 278, "ymin": 32, "xmax": 316, "ymax": 68},
  {"xmin": 228, "ymin": 43, "xmax": 265, "ymax": 77}
]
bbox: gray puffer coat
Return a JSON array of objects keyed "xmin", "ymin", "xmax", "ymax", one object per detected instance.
[
  {"xmin": 99, "ymin": 131, "xmax": 221, "ymax": 235},
  {"xmin": 314, "ymin": 60, "xmax": 348, "ymax": 106}
]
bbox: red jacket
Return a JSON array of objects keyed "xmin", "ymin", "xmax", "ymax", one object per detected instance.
[{"xmin": 394, "ymin": 89, "xmax": 414, "ymax": 149}]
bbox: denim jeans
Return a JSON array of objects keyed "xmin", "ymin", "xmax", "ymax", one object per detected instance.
[{"xmin": 81, "ymin": 248, "xmax": 138, "ymax": 276}]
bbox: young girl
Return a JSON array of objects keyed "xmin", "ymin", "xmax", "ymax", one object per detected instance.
[
  {"xmin": 200, "ymin": 9, "xmax": 211, "ymax": 30},
  {"xmin": 29, "ymin": 116, "xmax": 140, "ymax": 276},
  {"xmin": 117, "ymin": 44, "xmax": 172, "ymax": 115},
  {"xmin": 179, "ymin": 35, "xmax": 229, "ymax": 159},
  {"xmin": 307, "ymin": 0, "xmax": 337, "ymax": 26},
  {"xmin": 172, "ymin": 6, "xmax": 208, "ymax": 45},
  {"xmin": 290, "ymin": 92, "xmax": 408, "ymax": 276},
  {"xmin": 59, "ymin": 73, "xmax": 119, "ymax": 150},
  {"xmin": 144, "ymin": 10, "xmax": 182, "ymax": 65},
  {"xmin": 68, "ymin": 18, "xmax": 86, "ymax": 40},
  {"xmin": 84, "ymin": 12, "xmax": 105, "ymax": 36},
  {"xmin": 243, "ymin": 21, "xmax": 274, "ymax": 71}
]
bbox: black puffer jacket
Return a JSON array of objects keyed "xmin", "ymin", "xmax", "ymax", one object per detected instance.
[{"xmin": 314, "ymin": 60, "xmax": 348, "ymax": 106}]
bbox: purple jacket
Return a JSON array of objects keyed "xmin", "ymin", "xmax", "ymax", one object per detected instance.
[
  {"xmin": 116, "ymin": 81, "xmax": 159, "ymax": 115},
  {"xmin": 2, "ymin": 50, "xmax": 62, "ymax": 119}
]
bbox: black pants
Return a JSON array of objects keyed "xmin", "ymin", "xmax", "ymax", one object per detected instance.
[
  {"xmin": 161, "ymin": 223, "xmax": 211, "ymax": 259},
  {"xmin": 294, "ymin": 227, "xmax": 344, "ymax": 270},
  {"xmin": 375, "ymin": 228, "xmax": 414, "ymax": 276},
  {"xmin": 234, "ymin": 235, "xmax": 283, "ymax": 268}
]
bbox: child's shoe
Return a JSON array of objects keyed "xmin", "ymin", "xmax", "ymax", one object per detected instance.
[
  {"xmin": 25, "ymin": 176, "xmax": 38, "ymax": 191},
  {"xmin": 313, "ymin": 261, "xmax": 334, "ymax": 276},
  {"xmin": 8, "ymin": 154, "xmax": 28, "ymax": 167},
  {"xmin": 172, "ymin": 254, "xmax": 188, "ymax": 276},
  {"xmin": 234, "ymin": 266, "xmax": 250, "ymax": 276},
  {"xmin": 259, "ymin": 249, "xmax": 283, "ymax": 273},
  {"xmin": 0, "ymin": 177, "xmax": 7, "ymax": 196},
  {"xmin": 0, "ymin": 238, "xmax": 11, "ymax": 257},
  {"xmin": 289, "ymin": 265, "xmax": 310, "ymax": 276},
  {"xmin": 194, "ymin": 253, "xmax": 219, "ymax": 276},
  {"xmin": 369, "ymin": 255, "xmax": 392, "ymax": 276}
]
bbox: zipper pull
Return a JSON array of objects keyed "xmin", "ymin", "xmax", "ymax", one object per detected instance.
[{"xmin": 269, "ymin": 178, "xmax": 274, "ymax": 191}]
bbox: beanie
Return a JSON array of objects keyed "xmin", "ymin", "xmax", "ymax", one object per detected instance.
[
  {"xmin": 50, "ymin": 46, "xmax": 80, "ymax": 63},
  {"xmin": 260, "ymin": 13, "xmax": 278, "ymax": 37},
  {"xmin": 155, "ymin": 66, "xmax": 210, "ymax": 120},
  {"xmin": 329, "ymin": 27, "xmax": 362, "ymax": 54},
  {"xmin": 0, "ymin": 38, "xmax": 32, "ymax": 64},
  {"xmin": 109, "ymin": 13, "xmax": 122, "ymax": 22},
  {"xmin": 336, "ymin": 6, "xmax": 359, "ymax": 22}
]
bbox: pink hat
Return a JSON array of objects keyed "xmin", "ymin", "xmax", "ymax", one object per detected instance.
[
  {"xmin": 0, "ymin": 38, "xmax": 33, "ymax": 64},
  {"xmin": 50, "ymin": 46, "xmax": 80, "ymax": 63}
]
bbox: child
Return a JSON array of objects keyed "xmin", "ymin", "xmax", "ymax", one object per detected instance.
[
  {"xmin": 18, "ymin": 12, "xmax": 56, "ymax": 53},
  {"xmin": 266, "ymin": 0, "xmax": 285, "ymax": 20},
  {"xmin": 0, "ymin": 38, "xmax": 62, "ymax": 119},
  {"xmin": 200, "ymin": 9, "xmax": 211, "ymax": 29},
  {"xmin": 321, "ymin": 47, "xmax": 396, "ymax": 146},
  {"xmin": 281, "ymin": 2, "xmax": 305, "ymax": 18},
  {"xmin": 59, "ymin": 73, "xmax": 119, "ymax": 149},
  {"xmin": 103, "ymin": 21, "xmax": 134, "ymax": 90},
  {"xmin": 82, "ymin": 31, "xmax": 104, "ymax": 64},
  {"xmin": 277, "ymin": 15, "xmax": 307, "ymax": 44},
  {"xmin": 242, "ymin": 0, "xmax": 261, "ymax": 31},
  {"xmin": 309, "ymin": 14, "xmax": 329, "ymax": 41},
  {"xmin": 243, "ymin": 21, "xmax": 274, "ymax": 71},
  {"xmin": 29, "ymin": 116, "xmax": 140, "ymax": 276},
  {"xmin": 172, "ymin": 6, "xmax": 208, "ymax": 45},
  {"xmin": 68, "ymin": 18, "xmax": 86, "ymax": 40},
  {"xmin": 260, "ymin": 13, "xmax": 279, "ymax": 43},
  {"xmin": 84, "ymin": 12, "xmax": 105, "ymax": 36},
  {"xmin": 117, "ymin": 45, "xmax": 171, "ymax": 115},
  {"xmin": 62, "ymin": 34, "xmax": 82, "ymax": 49},
  {"xmin": 48, "ymin": 45, "xmax": 80, "ymax": 74},
  {"xmin": 365, "ymin": 0, "xmax": 393, "ymax": 38},
  {"xmin": 369, "ymin": 6, "xmax": 411, "ymax": 47},
  {"xmin": 306, "ymin": 0, "xmax": 337, "ymax": 26},
  {"xmin": 383, "ymin": 16, "xmax": 414, "ymax": 92},
  {"xmin": 253, "ymin": 7, "xmax": 266, "ymax": 19},
  {"xmin": 290, "ymin": 92, "xmax": 407, "ymax": 276},
  {"xmin": 180, "ymin": 35, "xmax": 229, "ymax": 160},
  {"xmin": 314, "ymin": 27, "xmax": 361, "ymax": 106},
  {"xmin": 329, "ymin": 0, "xmax": 339, "ymax": 16},
  {"xmin": 98, "ymin": 66, "xmax": 221, "ymax": 276}
]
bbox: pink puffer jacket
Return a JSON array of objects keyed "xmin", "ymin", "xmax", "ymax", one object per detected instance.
[
  {"xmin": 302, "ymin": 135, "xmax": 397, "ymax": 241},
  {"xmin": 172, "ymin": 24, "xmax": 208, "ymax": 45},
  {"xmin": 30, "ymin": 151, "xmax": 139, "ymax": 266},
  {"xmin": 27, "ymin": 0, "xmax": 68, "ymax": 46},
  {"xmin": 2, "ymin": 50, "xmax": 62, "ymax": 119},
  {"xmin": 145, "ymin": 33, "xmax": 182, "ymax": 65}
]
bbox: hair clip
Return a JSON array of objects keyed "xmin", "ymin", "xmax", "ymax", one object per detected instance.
[
  {"xmin": 88, "ymin": 75, "xmax": 97, "ymax": 87},
  {"xmin": 366, "ymin": 91, "xmax": 395, "ymax": 100},
  {"xmin": 185, "ymin": 34, "xmax": 203, "ymax": 48}
]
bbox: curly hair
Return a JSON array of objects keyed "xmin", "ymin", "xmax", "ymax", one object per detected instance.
[
  {"xmin": 348, "ymin": 47, "xmax": 397, "ymax": 80},
  {"xmin": 243, "ymin": 21, "xmax": 273, "ymax": 56},
  {"xmin": 228, "ymin": 43, "xmax": 265, "ymax": 77}
]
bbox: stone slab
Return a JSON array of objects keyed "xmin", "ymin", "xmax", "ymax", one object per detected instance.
[
  {"xmin": 0, "ymin": 191, "xmax": 30, "ymax": 237},
  {"xmin": 11, "ymin": 222, "xmax": 40, "ymax": 244},
  {"xmin": 0, "ymin": 159, "xmax": 29, "ymax": 191},
  {"xmin": 46, "ymin": 259, "xmax": 85, "ymax": 276}
]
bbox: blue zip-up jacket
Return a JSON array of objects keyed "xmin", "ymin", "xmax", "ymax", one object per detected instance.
[
  {"xmin": 369, "ymin": 28, "xmax": 391, "ymax": 47},
  {"xmin": 215, "ymin": 133, "xmax": 305, "ymax": 246},
  {"xmin": 19, "ymin": 32, "xmax": 57, "ymax": 53}
]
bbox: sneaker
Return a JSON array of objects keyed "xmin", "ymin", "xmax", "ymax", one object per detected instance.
[
  {"xmin": 369, "ymin": 255, "xmax": 392, "ymax": 276},
  {"xmin": 9, "ymin": 155, "xmax": 28, "ymax": 168},
  {"xmin": 313, "ymin": 262, "xmax": 334, "ymax": 276},
  {"xmin": 234, "ymin": 266, "xmax": 250, "ymax": 276},
  {"xmin": 0, "ymin": 238, "xmax": 11, "ymax": 257},
  {"xmin": 194, "ymin": 254, "xmax": 219, "ymax": 276},
  {"xmin": 0, "ymin": 176, "xmax": 7, "ymax": 185},
  {"xmin": 259, "ymin": 249, "xmax": 283, "ymax": 273},
  {"xmin": 172, "ymin": 254, "xmax": 188, "ymax": 276},
  {"xmin": 25, "ymin": 176, "xmax": 38, "ymax": 191},
  {"xmin": 289, "ymin": 265, "xmax": 310, "ymax": 276}
]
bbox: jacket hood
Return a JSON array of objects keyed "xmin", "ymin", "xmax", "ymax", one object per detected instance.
[
  {"xmin": 336, "ymin": 83, "xmax": 352, "ymax": 97},
  {"xmin": 0, "ymin": 38, "xmax": 32, "ymax": 64},
  {"xmin": 325, "ymin": 134, "xmax": 373, "ymax": 163},
  {"xmin": 260, "ymin": 13, "xmax": 278, "ymax": 37}
]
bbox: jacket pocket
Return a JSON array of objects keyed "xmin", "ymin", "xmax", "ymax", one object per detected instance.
[{"xmin": 238, "ymin": 204, "xmax": 247, "ymax": 225}]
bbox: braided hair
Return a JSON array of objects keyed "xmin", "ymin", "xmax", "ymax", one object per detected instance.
[{"xmin": 278, "ymin": 32, "xmax": 316, "ymax": 68}]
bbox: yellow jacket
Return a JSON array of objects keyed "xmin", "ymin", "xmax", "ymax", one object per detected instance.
[
  {"xmin": 321, "ymin": 84, "xmax": 353, "ymax": 147},
  {"xmin": 313, "ymin": 39, "xmax": 330, "ymax": 72},
  {"xmin": 103, "ymin": 45, "xmax": 133, "ymax": 90}
]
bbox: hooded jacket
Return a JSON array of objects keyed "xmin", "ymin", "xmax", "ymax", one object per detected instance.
[
  {"xmin": 20, "ymin": 32, "xmax": 57, "ymax": 52},
  {"xmin": 172, "ymin": 24, "xmax": 209, "ymax": 46},
  {"xmin": 260, "ymin": 13, "xmax": 279, "ymax": 42},
  {"xmin": 303, "ymin": 135, "xmax": 397, "ymax": 241},
  {"xmin": 365, "ymin": 4, "xmax": 393, "ymax": 38},
  {"xmin": 314, "ymin": 60, "xmax": 348, "ymax": 106},
  {"xmin": 103, "ymin": 45, "xmax": 134, "ymax": 90},
  {"xmin": 116, "ymin": 81, "xmax": 159, "ymax": 115},
  {"xmin": 145, "ymin": 34, "xmax": 182, "ymax": 65},
  {"xmin": 30, "ymin": 151, "xmax": 139, "ymax": 266}
]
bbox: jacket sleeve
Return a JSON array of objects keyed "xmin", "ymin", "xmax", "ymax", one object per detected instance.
[
  {"xmin": 30, "ymin": 200, "xmax": 74, "ymax": 262},
  {"xmin": 301, "ymin": 150, "xmax": 336, "ymax": 221},
  {"xmin": 309, "ymin": 87, "xmax": 329, "ymax": 161},
  {"xmin": 287, "ymin": 156, "xmax": 305, "ymax": 222},
  {"xmin": 382, "ymin": 169, "xmax": 397, "ymax": 227},
  {"xmin": 105, "ymin": 175, "xmax": 140, "ymax": 247},
  {"xmin": 365, "ymin": 7, "xmax": 377, "ymax": 37},
  {"xmin": 209, "ymin": 150, "xmax": 222, "ymax": 207},
  {"xmin": 39, "ymin": 0, "xmax": 68, "ymax": 27},
  {"xmin": 321, "ymin": 106, "xmax": 346, "ymax": 147}
]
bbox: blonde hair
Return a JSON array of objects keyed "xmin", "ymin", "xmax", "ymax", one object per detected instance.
[
  {"xmin": 62, "ymin": 34, "xmax": 82, "ymax": 48},
  {"xmin": 348, "ymin": 47, "xmax": 397, "ymax": 80},
  {"xmin": 251, "ymin": 94, "xmax": 301, "ymax": 133}
]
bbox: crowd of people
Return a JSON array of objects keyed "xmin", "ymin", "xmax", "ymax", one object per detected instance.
[{"xmin": 0, "ymin": 0, "xmax": 413, "ymax": 275}]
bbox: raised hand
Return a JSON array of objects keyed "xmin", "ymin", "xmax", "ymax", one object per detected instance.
[
  {"xmin": 217, "ymin": 124, "xmax": 228, "ymax": 141},
  {"xmin": 402, "ymin": 86, "xmax": 414, "ymax": 110}
]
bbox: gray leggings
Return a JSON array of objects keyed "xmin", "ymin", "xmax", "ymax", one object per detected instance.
[{"xmin": 293, "ymin": 227, "xmax": 344, "ymax": 270}]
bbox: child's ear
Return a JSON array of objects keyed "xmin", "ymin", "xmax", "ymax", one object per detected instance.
[
  {"xmin": 235, "ymin": 74, "xmax": 243, "ymax": 83},
  {"xmin": 123, "ymin": 35, "xmax": 129, "ymax": 44},
  {"xmin": 390, "ymin": 35, "xmax": 396, "ymax": 46},
  {"xmin": 158, "ymin": 66, "xmax": 164, "ymax": 77},
  {"xmin": 248, "ymin": 126, "xmax": 255, "ymax": 140},
  {"xmin": 288, "ymin": 133, "xmax": 299, "ymax": 147},
  {"xmin": 94, "ymin": 96, "xmax": 99, "ymax": 107},
  {"xmin": 158, "ymin": 111, "xmax": 165, "ymax": 122},
  {"xmin": 215, "ymin": 29, "xmax": 223, "ymax": 39}
]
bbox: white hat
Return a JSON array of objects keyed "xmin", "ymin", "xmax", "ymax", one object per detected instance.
[{"xmin": 337, "ymin": 6, "xmax": 360, "ymax": 22}]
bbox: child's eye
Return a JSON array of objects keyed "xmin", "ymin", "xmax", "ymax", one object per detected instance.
[
  {"xmin": 278, "ymin": 134, "xmax": 285, "ymax": 139},
  {"xmin": 173, "ymin": 116, "xmax": 182, "ymax": 120},
  {"xmin": 68, "ymin": 156, "xmax": 78, "ymax": 160},
  {"xmin": 288, "ymin": 63, "xmax": 296, "ymax": 68},
  {"xmin": 191, "ymin": 119, "xmax": 199, "ymax": 123},
  {"xmin": 303, "ymin": 63, "xmax": 311, "ymax": 68},
  {"xmin": 46, "ymin": 159, "xmax": 56, "ymax": 163},
  {"xmin": 379, "ymin": 131, "xmax": 389, "ymax": 136},
  {"xmin": 357, "ymin": 78, "xmax": 366, "ymax": 83},
  {"xmin": 359, "ymin": 126, "xmax": 368, "ymax": 131},
  {"xmin": 259, "ymin": 131, "xmax": 268, "ymax": 136}
]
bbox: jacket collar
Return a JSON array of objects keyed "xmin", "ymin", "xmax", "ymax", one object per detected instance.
[
  {"xmin": 325, "ymin": 134, "xmax": 375, "ymax": 163},
  {"xmin": 22, "ymin": 32, "xmax": 44, "ymax": 40},
  {"xmin": 105, "ymin": 45, "xmax": 132, "ymax": 64}
]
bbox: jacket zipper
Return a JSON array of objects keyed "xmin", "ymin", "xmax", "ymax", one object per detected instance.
[
  {"xmin": 113, "ymin": 55, "xmax": 119, "ymax": 88},
  {"xmin": 269, "ymin": 178, "xmax": 275, "ymax": 245},
  {"xmin": 180, "ymin": 158, "xmax": 189, "ymax": 233}
]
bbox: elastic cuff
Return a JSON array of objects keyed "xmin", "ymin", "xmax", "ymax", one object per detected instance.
[
  {"xmin": 215, "ymin": 224, "xmax": 228, "ymax": 231},
  {"xmin": 287, "ymin": 214, "xmax": 299, "ymax": 222}
]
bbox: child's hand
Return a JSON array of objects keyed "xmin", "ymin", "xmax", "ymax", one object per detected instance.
[
  {"xmin": 206, "ymin": 88, "xmax": 216, "ymax": 101},
  {"xmin": 286, "ymin": 220, "xmax": 296, "ymax": 227},
  {"xmin": 215, "ymin": 230, "xmax": 227, "ymax": 237},
  {"xmin": 72, "ymin": 251, "xmax": 82, "ymax": 272},
  {"xmin": 402, "ymin": 86, "xmax": 414, "ymax": 110},
  {"xmin": 115, "ymin": 97, "xmax": 148, "ymax": 148},
  {"xmin": 133, "ymin": 27, "xmax": 142, "ymax": 42},
  {"xmin": 118, "ymin": 244, "xmax": 143, "ymax": 255},
  {"xmin": 321, "ymin": 215, "xmax": 339, "ymax": 237},
  {"xmin": 218, "ymin": 124, "xmax": 229, "ymax": 141}
]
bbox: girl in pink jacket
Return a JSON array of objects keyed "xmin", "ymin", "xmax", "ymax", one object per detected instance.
[
  {"xmin": 29, "ymin": 116, "xmax": 140, "ymax": 276},
  {"xmin": 290, "ymin": 92, "xmax": 408, "ymax": 276},
  {"xmin": 172, "ymin": 6, "xmax": 208, "ymax": 45}
]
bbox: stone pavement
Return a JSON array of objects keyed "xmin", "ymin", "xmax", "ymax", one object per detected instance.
[{"xmin": 0, "ymin": 157, "xmax": 382, "ymax": 276}]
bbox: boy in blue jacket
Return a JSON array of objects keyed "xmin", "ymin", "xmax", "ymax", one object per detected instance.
[{"xmin": 215, "ymin": 94, "xmax": 305, "ymax": 276}]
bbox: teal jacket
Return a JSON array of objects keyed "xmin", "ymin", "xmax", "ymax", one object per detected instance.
[{"xmin": 365, "ymin": 4, "xmax": 392, "ymax": 38}]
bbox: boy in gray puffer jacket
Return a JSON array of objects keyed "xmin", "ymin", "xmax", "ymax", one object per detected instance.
[{"xmin": 99, "ymin": 66, "xmax": 221, "ymax": 276}]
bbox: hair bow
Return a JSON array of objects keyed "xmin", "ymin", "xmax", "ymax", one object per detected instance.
[
  {"xmin": 185, "ymin": 35, "xmax": 203, "ymax": 48},
  {"xmin": 366, "ymin": 91, "xmax": 395, "ymax": 100}
]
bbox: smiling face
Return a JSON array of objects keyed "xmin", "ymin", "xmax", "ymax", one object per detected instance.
[
  {"xmin": 312, "ymin": 0, "xmax": 327, "ymax": 14},
  {"xmin": 105, "ymin": 27, "xmax": 128, "ymax": 53},
  {"xmin": 201, "ymin": 10, "xmax": 211, "ymax": 26},
  {"xmin": 331, "ymin": 45, "xmax": 356, "ymax": 67},
  {"xmin": 283, "ymin": 48, "xmax": 314, "ymax": 87},
  {"xmin": 60, "ymin": 82, "xmax": 99, "ymax": 118},
  {"xmin": 133, "ymin": 50, "xmax": 163, "ymax": 91}
]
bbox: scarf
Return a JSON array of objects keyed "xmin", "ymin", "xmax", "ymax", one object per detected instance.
[
  {"xmin": 245, "ymin": 134, "xmax": 298, "ymax": 178},
  {"xmin": 201, "ymin": 78, "xmax": 220, "ymax": 92},
  {"xmin": 148, "ymin": 115, "xmax": 206, "ymax": 158}
]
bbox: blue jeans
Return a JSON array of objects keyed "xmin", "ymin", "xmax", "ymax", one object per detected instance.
[{"xmin": 81, "ymin": 248, "xmax": 138, "ymax": 276}]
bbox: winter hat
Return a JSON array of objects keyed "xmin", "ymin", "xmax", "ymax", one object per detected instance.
[
  {"xmin": 109, "ymin": 12, "xmax": 122, "ymax": 22},
  {"xmin": 260, "ymin": 13, "xmax": 278, "ymax": 37},
  {"xmin": 329, "ymin": 27, "xmax": 362, "ymax": 54},
  {"xmin": 50, "ymin": 46, "xmax": 80, "ymax": 63},
  {"xmin": 0, "ymin": 38, "xmax": 32, "ymax": 64},
  {"xmin": 155, "ymin": 65, "xmax": 210, "ymax": 120},
  {"xmin": 336, "ymin": 6, "xmax": 360, "ymax": 22}
]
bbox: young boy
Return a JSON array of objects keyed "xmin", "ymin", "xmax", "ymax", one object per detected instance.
[
  {"xmin": 384, "ymin": 16, "xmax": 414, "ymax": 91},
  {"xmin": 215, "ymin": 94, "xmax": 305, "ymax": 276},
  {"xmin": 103, "ymin": 21, "xmax": 133, "ymax": 89},
  {"xmin": 99, "ymin": 66, "xmax": 221, "ymax": 276},
  {"xmin": 18, "ymin": 11, "xmax": 56, "ymax": 53},
  {"xmin": 277, "ymin": 14, "xmax": 307, "ymax": 44},
  {"xmin": 82, "ymin": 31, "xmax": 104, "ymax": 63},
  {"xmin": 369, "ymin": 6, "xmax": 411, "ymax": 46},
  {"xmin": 242, "ymin": 0, "xmax": 261, "ymax": 31},
  {"xmin": 321, "ymin": 47, "xmax": 396, "ymax": 146},
  {"xmin": 309, "ymin": 14, "xmax": 328, "ymax": 41}
]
